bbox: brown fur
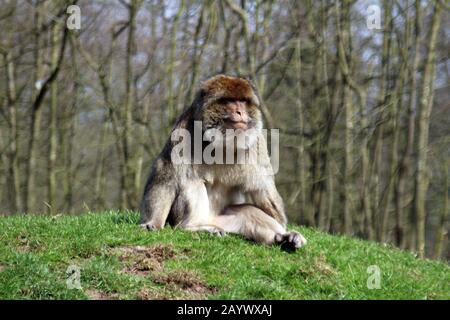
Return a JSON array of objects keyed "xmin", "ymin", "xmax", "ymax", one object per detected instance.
[{"xmin": 201, "ymin": 75, "xmax": 260, "ymax": 107}]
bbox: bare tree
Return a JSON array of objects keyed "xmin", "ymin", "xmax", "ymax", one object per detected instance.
[{"xmin": 413, "ymin": 1, "xmax": 443, "ymax": 258}]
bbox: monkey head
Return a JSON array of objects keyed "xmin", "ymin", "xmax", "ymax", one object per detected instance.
[
  {"xmin": 189, "ymin": 75, "xmax": 264, "ymax": 151},
  {"xmin": 193, "ymin": 75, "xmax": 263, "ymax": 134}
]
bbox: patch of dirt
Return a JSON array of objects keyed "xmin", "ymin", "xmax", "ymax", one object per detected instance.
[
  {"xmin": 136, "ymin": 287, "xmax": 180, "ymax": 300},
  {"xmin": 15, "ymin": 234, "xmax": 46, "ymax": 253},
  {"xmin": 85, "ymin": 289, "xmax": 118, "ymax": 300},
  {"xmin": 314, "ymin": 255, "xmax": 336, "ymax": 276},
  {"xmin": 152, "ymin": 270, "xmax": 217, "ymax": 298},
  {"xmin": 16, "ymin": 234, "xmax": 30, "ymax": 252},
  {"xmin": 0, "ymin": 265, "xmax": 5, "ymax": 272},
  {"xmin": 113, "ymin": 244, "xmax": 180, "ymax": 276},
  {"xmin": 111, "ymin": 244, "xmax": 214, "ymax": 299}
]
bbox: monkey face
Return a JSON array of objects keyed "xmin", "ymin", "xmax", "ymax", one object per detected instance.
[
  {"xmin": 203, "ymin": 98, "xmax": 261, "ymax": 132},
  {"xmin": 201, "ymin": 98, "xmax": 262, "ymax": 151},
  {"xmin": 198, "ymin": 75, "xmax": 263, "ymax": 134},
  {"xmin": 222, "ymin": 98, "xmax": 250, "ymax": 130}
]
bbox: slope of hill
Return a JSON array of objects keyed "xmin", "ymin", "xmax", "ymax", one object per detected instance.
[{"xmin": 0, "ymin": 212, "xmax": 448, "ymax": 299}]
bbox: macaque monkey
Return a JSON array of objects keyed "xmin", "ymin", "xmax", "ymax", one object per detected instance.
[{"xmin": 140, "ymin": 75, "xmax": 306, "ymax": 251}]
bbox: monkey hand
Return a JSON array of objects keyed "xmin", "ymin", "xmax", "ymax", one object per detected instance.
[
  {"xmin": 275, "ymin": 231, "xmax": 307, "ymax": 252},
  {"xmin": 184, "ymin": 225, "xmax": 228, "ymax": 237}
]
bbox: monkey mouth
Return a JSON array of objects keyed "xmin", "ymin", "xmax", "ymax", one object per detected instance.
[{"xmin": 224, "ymin": 119, "xmax": 248, "ymax": 129}]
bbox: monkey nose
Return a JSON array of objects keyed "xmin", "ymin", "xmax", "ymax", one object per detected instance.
[{"xmin": 231, "ymin": 111, "xmax": 248, "ymax": 123}]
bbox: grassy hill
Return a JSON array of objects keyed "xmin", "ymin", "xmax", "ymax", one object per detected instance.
[{"xmin": 0, "ymin": 211, "xmax": 448, "ymax": 300}]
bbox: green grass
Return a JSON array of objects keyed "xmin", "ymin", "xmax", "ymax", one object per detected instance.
[{"xmin": 0, "ymin": 211, "xmax": 448, "ymax": 300}]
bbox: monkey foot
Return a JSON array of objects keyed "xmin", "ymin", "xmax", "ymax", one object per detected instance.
[
  {"xmin": 275, "ymin": 231, "xmax": 307, "ymax": 252},
  {"xmin": 208, "ymin": 227, "xmax": 227, "ymax": 237},
  {"xmin": 140, "ymin": 222, "xmax": 158, "ymax": 231}
]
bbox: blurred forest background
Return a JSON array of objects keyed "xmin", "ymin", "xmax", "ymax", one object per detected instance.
[{"xmin": 0, "ymin": 0, "xmax": 448, "ymax": 260}]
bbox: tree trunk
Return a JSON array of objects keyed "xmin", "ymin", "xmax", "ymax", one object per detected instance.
[
  {"xmin": 336, "ymin": 0, "xmax": 354, "ymax": 235},
  {"xmin": 4, "ymin": 51, "xmax": 21, "ymax": 213},
  {"xmin": 24, "ymin": 1, "xmax": 44, "ymax": 213},
  {"xmin": 413, "ymin": 1, "xmax": 442, "ymax": 258},
  {"xmin": 167, "ymin": 0, "xmax": 185, "ymax": 126},
  {"xmin": 433, "ymin": 159, "xmax": 449, "ymax": 260},
  {"xmin": 288, "ymin": 35, "xmax": 307, "ymax": 224},
  {"xmin": 47, "ymin": 22, "xmax": 60, "ymax": 214},
  {"xmin": 63, "ymin": 40, "xmax": 78, "ymax": 213}
]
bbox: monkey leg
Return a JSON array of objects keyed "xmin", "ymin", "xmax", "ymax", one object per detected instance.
[
  {"xmin": 172, "ymin": 180, "xmax": 219, "ymax": 233},
  {"xmin": 250, "ymin": 185, "xmax": 288, "ymax": 227},
  {"xmin": 212, "ymin": 205, "xmax": 307, "ymax": 251},
  {"xmin": 140, "ymin": 170, "xmax": 177, "ymax": 230}
]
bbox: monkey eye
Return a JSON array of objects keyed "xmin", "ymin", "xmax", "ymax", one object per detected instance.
[
  {"xmin": 217, "ymin": 97, "xmax": 250, "ymax": 105},
  {"xmin": 217, "ymin": 97, "xmax": 235, "ymax": 104}
]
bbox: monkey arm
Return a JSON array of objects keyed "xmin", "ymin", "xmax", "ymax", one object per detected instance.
[
  {"xmin": 244, "ymin": 133, "xmax": 287, "ymax": 226},
  {"xmin": 250, "ymin": 184, "xmax": 288, "ymax": 227}
]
